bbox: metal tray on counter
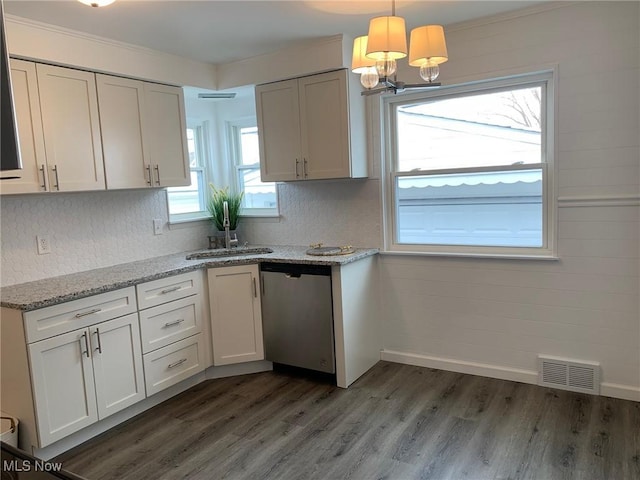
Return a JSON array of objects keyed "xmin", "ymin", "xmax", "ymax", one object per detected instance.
[{"xmin": 305, "ymin": 244, "xmax": 355, "ymax": 256}]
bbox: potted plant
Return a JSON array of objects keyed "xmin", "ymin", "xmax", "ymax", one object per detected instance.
[{"xmin": 207, "ymin": 184, "xmax": 244, "ymax": 232}]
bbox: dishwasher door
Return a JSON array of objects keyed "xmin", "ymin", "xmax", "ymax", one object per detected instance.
[{"xmin": 261, "ymin": 263, "xmax": 335, "ymax": 374}]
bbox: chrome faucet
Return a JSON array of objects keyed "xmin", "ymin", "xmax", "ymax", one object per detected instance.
[{"xmin": 222, "ymin": 201, "xmax": 238, "ymax": 249}]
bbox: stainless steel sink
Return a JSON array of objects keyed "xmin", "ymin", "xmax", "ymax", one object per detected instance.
[{"xmin": 186, "ymin": 247, "xmax": 273, "ymax": 260}]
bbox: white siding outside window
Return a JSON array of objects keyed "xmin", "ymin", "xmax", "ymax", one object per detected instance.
[{"xmin": 385, "ymin": 70, "xmax": 556, "ymax": 257}]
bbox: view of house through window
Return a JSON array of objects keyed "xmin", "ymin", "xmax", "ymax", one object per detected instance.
[{"xmin": 389, "ymin": 72, "xmax": 553, "ymax": 253}]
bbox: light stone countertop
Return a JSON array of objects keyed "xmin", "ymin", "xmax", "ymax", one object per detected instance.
[{"xmin": 0, "ymin": 245, "xmax": 379, "ymax": 311}]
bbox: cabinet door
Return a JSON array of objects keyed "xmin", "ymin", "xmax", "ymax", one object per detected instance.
[
  {"xmin": 90, "ymin": 313, "xmax": 145, "ymax": 419},
  {"xmin": 208, "ymin": 265, "xmax": 264, "ymax": 365},
  {"xmin": 144, "ymin": 83, "xmax": 190, "ymax": 187},
  {"xmin": 97, "ymin": 74, "xmax": 151, "ymax": 189},
  {"xmin": 255, "ymin": 79, "xmax": 301, "ymax": 182},
  {"xmin": 299, "ymin": 69, "xmax": 351, "ymax": 180},
  {"xmin": 28, "ymin": 328, "xmax": 98, "ymax": 447},
  {"xmin": 1, "ymin": 59, "xmax": 48, "ymax": 194},
  {"xmin": 36, "ymin": 64, "xmax": 105, "ymax": 191}
]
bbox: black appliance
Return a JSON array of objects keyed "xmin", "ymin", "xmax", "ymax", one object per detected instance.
[{"xmin": 1, "ymin": 0, "xmax": 22, "ymax": 175}]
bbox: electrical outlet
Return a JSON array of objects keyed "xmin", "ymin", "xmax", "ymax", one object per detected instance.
[
  {"xmin": 37, "ymin": 235, "xmax": 52, "ymax": 255},
  {"xmin": 153, "ymin": 219, "xmax": 163, "ymax": 235}
]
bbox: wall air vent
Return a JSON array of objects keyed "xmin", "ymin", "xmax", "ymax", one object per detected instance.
[
  {"xmin": 538, "ymin": 355, "xmax": 600, "ymax": 395},
  {"xmin": 197, "ymin": 92, "xmax": 237, "ymax": 100}
]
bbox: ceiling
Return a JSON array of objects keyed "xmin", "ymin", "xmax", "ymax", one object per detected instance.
[{"xmin": 4, "ymin": 0, "xmax": 547, "ymax": 65}]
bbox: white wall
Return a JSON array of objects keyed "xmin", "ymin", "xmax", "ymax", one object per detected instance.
[
  {"xmin": 6, "ymin": 15, "xmax": 217, "ymax": 89},
  {"xmin": 376, "ymin": 1, "xmax": 639, "ymax": 401}
]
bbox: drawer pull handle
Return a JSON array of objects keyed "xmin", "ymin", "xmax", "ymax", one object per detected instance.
[
  {"xmin": 163, "ymin": 318, "xmax": 185, "ymax": 328},
  {"xmin": 168, "ymin": 358, "xmax": 187, "ymax": 369},
  {"xmin": 160, "ymin": 286, "xmax": 181, "ymax": 295},
  {"xmin": 95, "ymin": 328, "xmax": 103, "ymax": 354},
  {"xmin": 75, "ymin": 308, "xmax": 102, "ymax": 318},
  {"xmin": 80, "ymin": 333, "xmax": 90, "ymax": 358}
]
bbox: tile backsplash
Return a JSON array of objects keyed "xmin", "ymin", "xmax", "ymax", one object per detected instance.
[
  {"xmin": 0, "ymin": 189, "xmax": 210, "ymax": 287},
  {"xmin": 242, "ymin": 179, "xmax": 382, "ymax": 249},
  {"xmin": 0, "ymin": 179, "xmax": 382, "ymax": 287}
]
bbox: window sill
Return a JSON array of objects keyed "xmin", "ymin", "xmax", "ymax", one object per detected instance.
[{"xmin": 381, "ymin": 250, "xmax": 559, "ymax": 261}]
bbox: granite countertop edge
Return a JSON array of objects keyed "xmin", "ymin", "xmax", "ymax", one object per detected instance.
[{"xmin": 1, "ymin": 245, "xmax": 379, "ymax": 312}]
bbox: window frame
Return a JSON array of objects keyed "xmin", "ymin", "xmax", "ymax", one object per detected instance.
[
  {"xmin": 382, "ymin": 69, "xmax": 557, "ymax": 259},
  {"xmin": 167, "ymin": 120, "xmax": 212, "ymax": 223},
  {"xmin": 227, "ymin": 118, "xmax": 279, "ymax": 217}
]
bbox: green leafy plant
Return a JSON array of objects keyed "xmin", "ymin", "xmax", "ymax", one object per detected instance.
[{"xmin": 207, "ymin": 184, "xmax": 244, "ymax": 231}]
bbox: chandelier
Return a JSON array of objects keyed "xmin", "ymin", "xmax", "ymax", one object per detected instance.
[
  {"xmin": 351, "ymin": 0, "xmax": 448, "ymax": 95},
  {"xmin": 77, "ymin": 0, "xmax": 116, "ymax": 7}
]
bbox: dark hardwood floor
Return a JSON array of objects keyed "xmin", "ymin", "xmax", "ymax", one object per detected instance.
[{"xmin": 55, "ymin": 361, "xmax": 640, "ymax": 480}]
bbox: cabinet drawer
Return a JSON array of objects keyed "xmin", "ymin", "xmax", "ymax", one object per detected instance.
[
  {"xmin": 136, "ymin": 271, "xmax": 201, "ymax": 310},
  {"xmin": 143, "ymin": 334, "xmax": 204, "ymax": 396},
  {"xmin": 24, "ymin": 287, "xmax": 137, "ymax": 343},
  {"xmin": 139, "ymin": 296, "xmax": 202, "ymax": 354}
]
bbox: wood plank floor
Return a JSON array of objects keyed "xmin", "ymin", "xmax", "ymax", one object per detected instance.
[{"xmin": 55, "ymin": 362, "xmax": 640, "ymax": 480}]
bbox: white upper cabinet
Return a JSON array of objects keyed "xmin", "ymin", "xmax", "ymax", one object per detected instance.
[
  {"xmin": 144, "ymin": 83, "xmax": 190, "ymax": 187},
  {"xmin": 97, "ymin": 75, "xmax": 190, "ymax": 189},
  {"xmin": 1, "ymin": 59, "xmax": 48, "ymax": 194},
  {"xmin": 96, "ymin": 74, "xmax": 151, "ymax": 189},
  {"xmin": 255, "ymin": 69, "xmax": 367, "ymax": 182},
  {"xmin": 255, "ymin": 78, "xmax": 302, "ymax": 181},
  {"xmin": 3, "ymin": 61, "xmax": 190, "ymax": 194},
  {"xmin": 2, "ymin": 60, "xmax": 105, "ymax": 194},
  {"xmin": 36, "ymin": 63, "xmax": 105, "ymax": 192}
]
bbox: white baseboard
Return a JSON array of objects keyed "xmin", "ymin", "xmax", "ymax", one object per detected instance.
[
  {"xmin": 381, "ymin": 350, "xmax": 640, "ymax": 402},
  {"xmin": 205, "ymin": 360, "xmax": 273, "ymax": 380},
  {"xmin": 381, "ymin": 349, "xmax": 538, "ymax": 384},
  {"xmin": 600, "ymin": 382, "xmax": 640, "ymax": 402}
]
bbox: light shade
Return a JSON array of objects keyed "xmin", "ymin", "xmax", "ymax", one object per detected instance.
[
  {"xmin": 408, "ymin": 25, "xmax": 448, "ymax": 66},
  {"xmin": 366, "ymin": 16, "xmax": 407, "ymax": 61},
  {"xmin": 77, "ymin": 0, "xmax": 116, "ymax": 7},
  {"xmin": 351, "ymin": 36, "xmax": 376, "ymax": 73}
]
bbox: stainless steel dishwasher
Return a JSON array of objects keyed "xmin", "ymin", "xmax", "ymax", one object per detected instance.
[{"xmin": 260, "ymin": 263, "xmax": 335, "ymax": 374}]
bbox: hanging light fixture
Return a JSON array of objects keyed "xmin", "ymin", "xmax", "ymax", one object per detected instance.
[
  {"xmin": 351, "ymin": 0, "xmax": 448, "ymax": 95},
  {"xmin": 77, "ymin": 0, "xmax": 116, "ymax": 7}
]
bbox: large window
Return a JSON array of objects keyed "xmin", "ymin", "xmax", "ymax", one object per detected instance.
[
  {"xmin": 167, "ymin": 123, "xmax": 208, "ymax": 220},
  {"xmin": 386, "ymin": 71, "xmax": 555, "ymax": 256},
  {"xmin": 228, "ymin": 121, "xmax": 278, "ymax": 216}
]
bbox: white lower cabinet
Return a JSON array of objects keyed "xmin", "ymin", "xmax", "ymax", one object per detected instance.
[
  {"xmin": 136, "ymin": 271, "xmax": 205, "ymax": 396},
  {"xmin": 143, "ymin": 334, "xmax": 205, "ymax": 396},
  {"xmin": 208, "ymin": 264, "xmax": 264, "ymax": 365},
  {"xmin": 91, "ymin": 314, "xmax": 145, "ymax": 419},
  {"xmin": 28, "ymin": 312, "xmax": 144, "ymax": 447}
]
